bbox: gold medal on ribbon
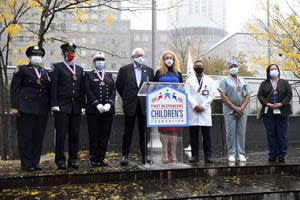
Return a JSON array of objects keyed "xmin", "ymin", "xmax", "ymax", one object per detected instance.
[
  {"xmin": 73, "ymin": 75, "xmax": 77, "ymax": 81},
  {"xmin": 100, "ymin": 81, "xmax": 105, "ymax": 86},
  {"xmin": 36, "ymin": 79, "xmax": 41, "ymax": 85}
]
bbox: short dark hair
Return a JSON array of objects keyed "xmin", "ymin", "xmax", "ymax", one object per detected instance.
[
  {"xmin": 194, "ymin": 60, "xmax": 204, "ymax": 66},
  {"xmin": 266, "ymin": 63, "xmax": 280, "ymax": 80}
]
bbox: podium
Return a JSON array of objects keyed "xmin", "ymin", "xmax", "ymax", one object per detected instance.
[{"xmin": 138, "ymin": 82, "xmax": 188, "ymax": 168}]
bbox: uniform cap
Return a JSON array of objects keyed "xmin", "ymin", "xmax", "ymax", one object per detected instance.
[
  {"xmin": 60, "ymin": 43, "xmax": 77, "ymax": 52},
  {"xmin": 25, "ymin": 45, "xmax": 45, "ymax": 57},
  {"xmin": 92, "ymin": 52, "xmax": 105, "ymax": 60}
]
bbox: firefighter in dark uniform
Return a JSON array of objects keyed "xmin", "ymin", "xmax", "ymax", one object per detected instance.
[
  {"xmin": 50, "ymin": 43, "xmax": 85, "ymax": 170},
  {"xmin": 10, "ymin": 45, "xmax": 50, "ymax": 171},
  {"xmin": 84, "ymin": 52, "xmax": 116, "ymax": 167}
]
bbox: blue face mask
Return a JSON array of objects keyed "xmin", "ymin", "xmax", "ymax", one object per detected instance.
[{"xmin": 95, "ymin": 61, "xmax": 105, "ymax": 69}]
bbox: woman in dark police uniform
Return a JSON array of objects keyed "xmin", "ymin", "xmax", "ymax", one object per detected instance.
[
  {"xmin": 10, "ymin": 45, "xmax": 50, "ymax": 171},
  {"xmin": 84, "ymin": 52, "xmax": 116, "ymax": 167}
]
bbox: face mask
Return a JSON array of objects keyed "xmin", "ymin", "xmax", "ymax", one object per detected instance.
[
  {"xmin": 30, "ymin": 56, "xmax": 43, "ymax": 66},
  {"xmin": 194, "ymin": 67, "xmax": 204, "ymax": 74},
  {"xmin": 270, "ymin": 69, "xmax": 279, "ymax": 78},
  {"xmin": 133, "ymin": 56, "xmax": 144, "ymax": 65},
  {"xmin": 95, "ymin": 61, "xmax": 105, "ymax": 69},
  {"xmin": 229, "ymin": 67, "xmax": 239, "ymax": 75},
  {"xmin": 65, "ymin": 52, "xmax": 75, "ymax": 62},
  {"xmin": 164, "ymin": 59, "xmax": 173, "ymax": 67}
]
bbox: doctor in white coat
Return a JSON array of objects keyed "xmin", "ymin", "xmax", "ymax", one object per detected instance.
[{"xmin": 185, "ymin": 60, "xmax": 215, "ymax": 163}]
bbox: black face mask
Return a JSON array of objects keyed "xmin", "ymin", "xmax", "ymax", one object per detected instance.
[{"xmin": 194, "ymin": 67, "xmax": 204, "ymax": 74}]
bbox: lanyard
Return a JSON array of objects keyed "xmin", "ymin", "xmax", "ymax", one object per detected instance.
[
  {"xmin": 230, "ymin": 75, "xmax": 240, "ymax": 87},
  {"xmin": 63, "ymin": 61, "xmax": 76, "ymax": 76},
  {"xmin": 270, "ymin": 78, "xmax": 279, "ymax": 91},
  {"xmin": 33, "ymin": 67, "xmax": 41, "ymax": 80},
  {"xmin": 94, "ymin": 69, "xmax": 105, "ymax": 81}
]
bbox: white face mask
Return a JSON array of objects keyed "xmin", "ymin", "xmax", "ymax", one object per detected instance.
[
  {"xmin": 133, "ymin": 56, "xmax": 144, "ymax": 65},
  {"xmin": 229, "ymin": 67, "xmax": 238, "ymax": 75},
  {"xmin": 95, "ymin": 60, "xmax": 105, "ymax": 69},
  {"xmin": 270, "ymin": 69, "xmax": 279, "ymax": 78},
  {"xmin": 30, "ymin": 56, "xmax": 43, "ymax": 66},
  {"xmin": 164, "ymin": 59, "xmax": 173, "ymax": 67}
]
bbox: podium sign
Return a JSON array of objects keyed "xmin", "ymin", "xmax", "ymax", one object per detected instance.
[{"xmin": 146, "ymin": 85, "xmax": 188, "ymax": 127}]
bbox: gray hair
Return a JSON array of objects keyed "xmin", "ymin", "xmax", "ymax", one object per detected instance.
[{"xmin": 131, "ymin": 48, "xmax": 145, "ymax": 57}]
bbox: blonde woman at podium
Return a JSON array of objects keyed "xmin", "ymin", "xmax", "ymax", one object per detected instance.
[
  {"xmin": 154, "ymin": 51, "xmax": 183, "ymax": 164},
  {"xmin": 184, "ymin": 60, "xmax": 215, "ymax": 164}
]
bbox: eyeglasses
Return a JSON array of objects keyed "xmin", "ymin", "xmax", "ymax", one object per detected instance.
[
  {"xmin": 94, "ymin": 58, "xmax": 105, "ymax": 61},
  {"xmin": 228, "ymin": 64, "xmax": 238, "ymax": 69},
  {"xmin": 133, "ymin": 54, "xmax": 144, "ymax": 58}
]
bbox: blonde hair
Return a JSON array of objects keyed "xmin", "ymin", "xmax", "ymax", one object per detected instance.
[{"xmin": 158, "ymin": 51, "xmax": 181, "ymax": 75}]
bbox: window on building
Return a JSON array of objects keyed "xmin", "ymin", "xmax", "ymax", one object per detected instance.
[
  {"xmin": 160, "ymin": 34, "xmax": 167, "ymax": 42},
  {"xmin": 189, "ymin": 0, "xmax": 193, "ymax": 15},
  {"xmin": 81, "ymin": 50, "xmax": 86, "ymax": 56},
  {"xmin": 91, "ymin": 14, "xmax": 98, "ymax": 20},
  {"xmin": 111, "ymin": 63, "xmax": 116, "ymax": 69},
  {"xmin": 90, "ymin": 25, "xmax": 97, "ymax": 32},
  {"xmin": 82, "ymin": 38, "xmax": 87, "ymax": 44},
  {"xmin": 61, "ymin": 23, "xmax": 66, "ymax": 31},
  {"xmin": 91, "ymin": 38, "xmax": 96, "ymax": 45},
  {"xmin": 134, "ymin": 34, "xmax": 140, "ymax": 41},
  {"xmin": 195, "ymin": 0, "xmax": 200, "ymax": 14},
  {"xmin": 111, "ymin": 38, "xmax": 116, "ymax": 45},
  {"xmin": 29, "ymin": 23, "xmax": 35, "ymax": 30},
  {"xmin": 70, "ymin": 24, "xmax": 77, "ymax": 31},
  {"xmin": 121, "ymin": 51, "xmax": 126, "ymax": 57},
  {"xmin": 142, "ymin": 34, "xmax": 149, "ymax": 42},
  {"xmin": 81, "ymin": 24, "xmax": 88, "ymax": 31}
]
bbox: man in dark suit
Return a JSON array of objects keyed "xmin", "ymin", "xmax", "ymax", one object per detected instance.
[
  {"xmin": 10, "ymin": 45, "xmax": 50, "ymax": 171},
  {"xmin": 50, "ymin": 43, "xmax": 85, "ymax": 170},
  {"xmin": 116, "ymin": 48, "xmax": 154, "ymax": 165}
]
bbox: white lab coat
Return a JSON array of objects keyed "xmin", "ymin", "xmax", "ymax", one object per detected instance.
[{"xmin": 184, "ymin": 74, "xmax": 215, "ymax": 126}]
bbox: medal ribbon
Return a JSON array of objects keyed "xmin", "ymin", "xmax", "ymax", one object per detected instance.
[
  {"xmin": 270, "ymin": 78, "xmax": 279, "ymax": 91},
  {"xmin": 230, "ymin": 75, "xmax": 240, "ymax": 88},
  {"xmin": 197, "ymin": 77, "xmax": 203, "ymax": 90},
  {"xmin": 33, "ymin": 67, "xmax": 41, "ymax": 80},
  {"xmin": 94, "ymin": 68, "xmax": 105, "ymax": 82},
  {"xmin": 63, "ymin": 61, "xmax": 76, "ymax": 76}
]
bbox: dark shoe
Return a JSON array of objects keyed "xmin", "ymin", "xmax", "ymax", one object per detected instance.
[
  {"xmin": 33, "ymin": 165, "xmax": 42, "ymax": 171},
  {"xmin": 278, "ymin": 155, "xmax": 285, "ymax": 163},
  {"xmin": 21, "ymin": 167, "xmax": 35, "ymax": 172},
  {"xmin": 56, "ymin": 162, "xmax": 67, "ymax": 170},
  {"xmin": 120, "ymin": 155, "xmax": 128, "ymax": 166},
  {"xmin": 204, "ymin": 157, "xmax": 213, "ymax": 164},
  {"xmin": 68, "ymin": 161, "xmax": 79, "ymax": 169},
  {"xmin": 99, "ymin": 160, "xmax": 108, "ymax": 166},
  {"xmin": 189, "ymin": 156, "xmax": 199, "ymax": 163},
  {"xmin": 268, "ymin": 156, "xmax": 277, "ymax": 162},
  {"xmin": 142, "ymin": 157, "xmax": 153, "ymax": 165}
]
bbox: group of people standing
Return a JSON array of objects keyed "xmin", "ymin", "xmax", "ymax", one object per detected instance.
[{"xmin": 10, "ymin": 43, "xmax": 293, "ymax": 171}]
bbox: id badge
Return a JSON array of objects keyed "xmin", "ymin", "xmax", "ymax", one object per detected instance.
[
  {"xmin": 264, "ymin": 107, "xmax": 268, "ymax": 114},
  {"xmin": 273, "ymin": 109, "xmax": 281, "ymax": 114},
  {"xmin": 202, "ymin": 90, "xmax": 209, "ymax": 96}
]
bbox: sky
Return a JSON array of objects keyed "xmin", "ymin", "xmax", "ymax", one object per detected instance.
[{"xmin": 121, "ymin": 0, "xmax": 257, "ymax": 33}]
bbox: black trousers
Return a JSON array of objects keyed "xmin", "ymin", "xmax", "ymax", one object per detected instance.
[
  {"xmin": 54, "ymin": 112, "xmax": 81, "ymax": 164},
  {"xmin": 87, "ymin": 113, "xmax": 113, "ymax": 162},
  {"xmin": 122, "ymin": 103, "xmax": 149, "ymax": 158},
  {"xmin": 16, "ymin": 113, "xmax": 48, "ymax": 169},
  {"xmin": 189, "ymin": 126, "xmax": 212, "ymax": 158}
]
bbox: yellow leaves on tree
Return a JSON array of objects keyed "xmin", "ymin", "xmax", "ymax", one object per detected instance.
[
  {"xmin": 28, "ymin": 0, "xmax": 38, "ymax": 8},
  {"xmin": 8, "ymin": 0, "xmax": 16, "ymax": 7},
  {"xmin": 106, "ymin": 12, "xmax": 114, "ymax": 26},
  {"xmin": 5, "ymin": 24, "xmax": 22, "ymax": 37},
  {"xmin": 74, "ymin": 9, "xmax": 88, "ymax": 23}
]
